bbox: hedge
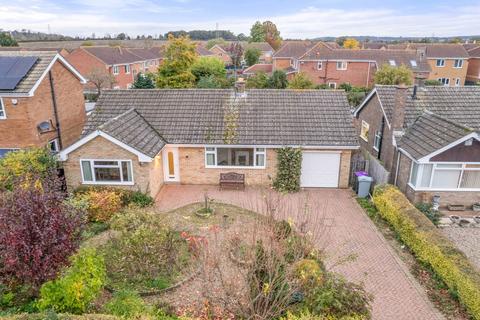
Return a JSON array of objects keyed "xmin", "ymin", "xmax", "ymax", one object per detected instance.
[{"xmin": 373, "ymin": 185, "xmax": 480, "ymax": 319}]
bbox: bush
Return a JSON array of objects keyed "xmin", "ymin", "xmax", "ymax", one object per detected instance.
[
  {"xmin": 122, "ymin": 191, "xmax": 154, "ymax": 208},
  {"xmin": 424, "ymin": 79, "xmax": 443, "ymax": 86},
  {"xmin": 294, "ymin": 259, "xmax": 324, "ymax": 289},
  {"xmin": 74, "ymin": 190, "xmax": 122, "ymax": 222},
  {"xmin": 287, "ymin": 73, "xmax": 314, "ymax": 89},
  {"xmin": 73, "ymin": 186, "xmax": 153, "ymax": 208},
  {"xmin": 415, "ymin": 202, "xmax": 440, "ymax": 225},
  {"xmin": 0, "ymin": 176, "xmax": 84, "ymax": 297},
  {"xmin": 37, "ymin": 248, "xmax": 106, "ymax": 314},
  {"xmin": 103, "ymin": 290, "xmax": 146, "ymax": 318},
  {"xmin": 373, "ymin": 185, "xmax": 480, "ymax": 319},
  {"xmin": 273, "ymin": 147, "xmax": 302, "ymax": 193}
]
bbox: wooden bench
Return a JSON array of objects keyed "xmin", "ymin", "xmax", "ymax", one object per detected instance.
[{"xmin": 219, "ymin": 172, "xmax": 245, "ymax": 190}]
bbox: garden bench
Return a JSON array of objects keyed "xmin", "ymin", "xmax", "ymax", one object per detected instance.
[{"xmin": 219, "ymin": 172, "xmax": 245, "ymax": 190}]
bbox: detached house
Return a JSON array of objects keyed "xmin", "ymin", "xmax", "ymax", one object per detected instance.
[
  {"xmin": 354, "ymin": 85, "xmax": 480, "ymax": 208},
  {"xmin": 0, "ymin": 51, "xmax": 86, "ymax": 155},
  {"xmin": 273, "ymin": 41, "xmax": 316, "ymax": 79},
  {"xmin": 209, "ymin": 42, "xmax": 274, "ymax": 66},
  {"xmin": 58, "ymin": 89, "xmax": 359, "ymax": 197}
]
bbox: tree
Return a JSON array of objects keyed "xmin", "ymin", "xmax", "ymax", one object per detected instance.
[
  {"xmin": 156, "ymin": 34, "xmax": 197, "ymax": 88},
  {"xmin": 250, "ymin": 21, "xmax": 265, "ymax": 42},
  {"xmin": 335, "ymin": 36, "xmax": 347, "ymax": 47},
  {"xmin": 206, "ymin": 37, "xmax": 227, "ymax": 50},
  {"xmin": 190, "ymin": 56, "xmax": 226, "ymax": 81},
  {"xmin": 244, "ymin": 48, "xmax": 261, "ymax": 66},
  {"xmin": 262, "ymin": 21, "xmax": 282, "ymax": 50},
  {"xmin": 132, "ymin": 73, "xmax": 155, "ymax": 89},
  {"xmin": 449, "ymin": 37, "xmax": 462, "ymax": 44},
  {"xmin": 246, "ymin": 72, "xmax": 270, "ymax": 89},
  {"xmin": 287, "ymin": 72, "xmax": 314, "ymax": 89},
  {"xmin": 197, "ymin": 75, "xmax": 223, "ymax": 88},
  {"xmin": 343, "ymin": 38, "xmax": 360, "ymax": 49},
  {"xmin": 268, "ymin": 70, "xmax": 288, "ymax": 89},
  {"xmin": 227, "ymin": 42, "xmax": 244, "ymax": 68},
  {"xmin": 0, "ymin": 32, "xmax": 18, "ymax": 46},
  {"xmin": 86, "ymin": 67, "xmax": 116, "ymax": 94},
  {"xmin": 116, "ymin": 32, "xmax": 127, "ymax": 40},
  {"xmin": 374, "ymin": 64, "xmax": 413, "ymax": 85},
  {"xmin": 0, "ymin": 174, "xmax": 84, "ymax": 296}
]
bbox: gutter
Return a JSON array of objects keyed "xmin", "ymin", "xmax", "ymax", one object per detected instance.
[{"xmin": 48, "ymin": 70, "xmax": 63, "ymax": 150}]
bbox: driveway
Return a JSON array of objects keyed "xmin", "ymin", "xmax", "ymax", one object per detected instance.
[{"xmin": 156, "ymin": 185, "xmax": 443, "ymax": 320}]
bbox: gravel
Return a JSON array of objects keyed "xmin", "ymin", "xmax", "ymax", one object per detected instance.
[{"xmin": 441, "ymin": 227, "xmax": 480, "ymax": 270}]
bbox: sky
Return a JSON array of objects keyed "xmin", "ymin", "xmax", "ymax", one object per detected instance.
[{"xmin": 1, "ymin": 0, "xmax": 479, "ymax": 38}]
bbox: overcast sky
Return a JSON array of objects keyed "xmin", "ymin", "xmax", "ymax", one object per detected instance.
[{"xmin": 1, "ymin": 0, "xmax": 479, "ymax": 38}]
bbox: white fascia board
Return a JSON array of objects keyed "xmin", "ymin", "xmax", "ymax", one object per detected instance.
[
  {"xmin": 417, "ymin": 132, "xmax": 480, "ymax": 163},
  {"xmin": 167, "ymin": 143, "xmax": 359, "ymax": 150}
]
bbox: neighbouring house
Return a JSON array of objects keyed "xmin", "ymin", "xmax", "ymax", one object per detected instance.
[
  {"xmin": 243, "ymin": 42, "xmax": 274, "ymax": 63},
  {"xmin": 465, "ymin": 45, "xmax": 480, "ymax": 84},
  {"xmin": 58, "ymin": 89, "xmax": 359, "ymax": 197},
  {"xmin": 195, "ymin": 45, "xmax": 215, "ymax": 57},
  {"xmin": 0, "ymin": 51, "xmax": 87, "ymax": 155},
  {"xmin": 209, "ymin": 45, "xmax": 233, "ymax": 65},
  {"xmin": 242, "ymin": 64, "xmax": 273, "ymax": 77},
  {"xmin": 273, "ymin": 41, "xmax": 316, "ymax": 79},
  {"xmin": 66, "ymin": 46, "xmax": 163, "ymax": 90},
  {"xmin": 0, "ymin": 46, "xmax": 70, "ymax": 57},
  {"xmin": 354, "ymin": 85, "xmax": 480, "ymax": 208}
]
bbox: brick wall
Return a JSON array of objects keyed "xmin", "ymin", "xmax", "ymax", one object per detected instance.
[
  {"xmin": 210, "ymin": 47, "xmax": 232, "ymax": 65},
  {"xmin": 299, "ymin": 61, "xmax": 375, "ymax": 87},
  {"xmin": 66, "ymin": 48, "xmax": 107, "ymax": 91},
  {"xmin": 466, "ymin": 57, "xmax": 480, "ymax": 82},
  {"xmin": 273, "ymin": 58, "xmax": 292, "ymax": 70},
  {"xmin": 427, "ymin": 58, "xmax": 469, "ymax": 86},
  {"xmin": 0, "ymin": 60, "xmax": 85, "ymax": 149}
]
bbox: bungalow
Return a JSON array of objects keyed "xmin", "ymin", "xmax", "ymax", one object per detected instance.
[
  {"xmin": 354, "ymin": 85, "xmax": 480, "ymax": 208},
  {"xmin": 58, "ymin": 89, "xmax": 359, "ymax": 197}
]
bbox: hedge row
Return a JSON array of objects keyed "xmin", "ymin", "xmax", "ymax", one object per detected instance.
[{"xmin": 373, "ymin": 185, "xmax": 480, "ymax": 319}]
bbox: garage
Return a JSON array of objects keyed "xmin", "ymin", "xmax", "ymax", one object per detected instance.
[{"xmin": 300, "ymin": 152, "xmax": 341, "ymax": 188}]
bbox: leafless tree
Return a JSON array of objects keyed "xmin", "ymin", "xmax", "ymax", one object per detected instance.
[{"xmin": 86, "ymin": 67, "xmax": 116, "ymax": 94}]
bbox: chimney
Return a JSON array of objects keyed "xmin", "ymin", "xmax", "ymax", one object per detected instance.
[
  {"xmin": 392, "ymin": 84, "xmax": 408, "ymax": 130},
  {"xmin": 235, "ymin": 78, "xmax": 246, "ymax": 97}
]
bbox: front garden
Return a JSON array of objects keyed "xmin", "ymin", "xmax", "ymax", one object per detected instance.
[{"xmin": 0, "ymin": 148, "xmax": 373, "ymax": 319}]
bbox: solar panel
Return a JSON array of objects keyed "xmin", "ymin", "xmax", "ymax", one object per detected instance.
[{"xmin": 0, "ymin": 56, "xmax": 38, "ymax": 90}]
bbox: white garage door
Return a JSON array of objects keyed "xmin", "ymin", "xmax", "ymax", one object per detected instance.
[{"xmin": 301, "ymin": 152, "xmax": 341, "ymax": 188}]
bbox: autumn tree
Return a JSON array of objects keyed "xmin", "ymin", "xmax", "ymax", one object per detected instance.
[
  {"xmin": 343, "ymin": 38, "xmax": 360, "ymax": 49},
  {"xmin": 87, "ymin": 67, "xmax": 116, "ymax": 94},
  {"xmin": 374, "ymin": 64, "xmax": 413, "ymax": 85},
  {"xmin": 156, "ymin": 34, "xmax": 197, "ymax": 88},
  {"xmin": 287, "ymin": 72, "xmax": 314, "ymax": 89},
  {"xmin": 244, "ymin": 48, "xmax": 261, "ymax": 66},
  {"xmin": 249, "ymin": 21, "xmax": 282, "ymax": 50}
]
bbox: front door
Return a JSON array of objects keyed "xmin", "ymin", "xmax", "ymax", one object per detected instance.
[{"xmin": 163, "ymin": 147, "xmax": 179, "ymax": 182}]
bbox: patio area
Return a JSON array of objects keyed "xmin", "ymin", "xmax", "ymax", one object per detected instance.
[{"xmin": 156, "ymin": 185, "xmax": 443, "ymax": 320}]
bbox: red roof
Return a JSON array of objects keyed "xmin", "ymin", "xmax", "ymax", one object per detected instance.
[{"xmin": 242, "ymin": 63, "xmax": 273, "ymax": 75}]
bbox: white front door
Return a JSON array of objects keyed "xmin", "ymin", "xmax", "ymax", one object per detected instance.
[
  {"xmin": 300, "ymin": 152, "xmax": 341, "ymax": 188},
  {"xmin": 163, "ymin": 147, "xmax": 179, "ymax": 182}
]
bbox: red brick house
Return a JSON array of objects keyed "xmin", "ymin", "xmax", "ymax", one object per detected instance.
[
  {"xmin": 273, "ymin": 41, "xmax": 316, "ymax": 79},
  {"xmin": 465, "ymin": 45, "xmax": 480, "ymax": 84},
  {"xmin": 66, "ymin": 46, "xmax": 163, "ymax": 90},
  {"xmin": 354, "ymin": 85, "xmax": 480, "ymax": 208},
  {"xmin": 0, "ymin": 51, "xmax": 87, "ymax": 155}
]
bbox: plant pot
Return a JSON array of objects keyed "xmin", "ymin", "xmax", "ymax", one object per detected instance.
[
  {"xmin": 473, "ymin": 203, "xmax": 480, "ymax": 212},
  {"xmin": 195, "ymin": 207, "xmax": 214, "ymax": 218}
]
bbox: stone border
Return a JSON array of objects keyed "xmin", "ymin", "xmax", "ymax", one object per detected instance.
[{"xmin": 438, "ymin": 215, "xmax": 480, "ymax": 228}]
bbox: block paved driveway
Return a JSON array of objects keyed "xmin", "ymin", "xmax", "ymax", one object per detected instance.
[{"xmin": 156, "ymin": 185, "xmax": 443, "ymax": 320}]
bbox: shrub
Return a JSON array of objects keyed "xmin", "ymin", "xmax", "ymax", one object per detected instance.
[
  {"xmin": 122, "ymin": 190, "xmax": 154, "ymax": 208},
  {"xmin": 103, "ymin": 290, "xmax": 146, "ymax": 318},
  {"xmin": 294, "ymin": 259, "xmax": 324, "ymax": 289},
  {"xmin": 244, "ymin": 47, "xmax": 261, "ymax": 66},
  {"xmin": 37, "ymin": 248, "xmax": 106, "ymax": 314},
  {"xmin": 415, "ymin": 202, "xmax": 440, "ymax": 225},
  {"xmin": 0, "ymin": 175, "xmax": 84, "ymax": 296},
  {"xmin": 273, "ymin": 147, "xmax": 302, "ymax": 193},
  {"xmin": 424, "ymin": 79, "xmax": 443, "ymax": 86},
  {"xmin": 287, "ymin": 73, "xmax": 314, "ymax": 89},
  {"xmin": 373, "ymin": 185, "xmax": 480, "ymax": 319},
  {"xmin": 373, "ymin": 64, "xmax": 413, "ymax": 85},
  {"xmin": 77, "ymin": 190, "xmax": 122, "ymax": 222}
]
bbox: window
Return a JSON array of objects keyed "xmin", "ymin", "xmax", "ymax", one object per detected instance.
[
  {"xmin": 0, "ymin": 98, "xmax": 6, "ymax": 119},
  {"xmin": 453, "ymin": 59, "xmax": 463, "ymax": 68},
  {"xmin": 410, "ymin": 60, "xmax": 417, "ymax": 67},
  {"xmin": 48, "ymin": 139, "xmax": 59, "ymax": 153},
  {"xmin": 125, "ymin": 65, "xmax": 130, "ymax": 74},
  {"xmin": 373, "ymin": 130, "xmax": 382, "ymax": 151},
  {"xmin": 438, "ymin": 78, "xmax": 450, "ymax": 86},
  {"xmin": 455, "ymin": 78, "xmax": 461, "ymax": 86},
  {"xmin": 409, "ymin": 162, "xmax": 480, "ymax": 190},
  {"xmin": 113, "ymin": 65, "xmax": 119, "ymax": 75},
  {"xmin": 336, "ymin": 61, "xmax": 347, "ymax": 70},
  {"xmin": 328, "ymin": 82, "xmax": 336, "ymax": 89},
  {"xmin": 317, "ymin": 62, "xmax": 323, "ymax": 70},
  {"xmin": 436, "ymin": 59, "xmax": 445, "ymax": 67},
  {"xmin": 205, "ymin": 147, "xmax": 266, "ymax": 168},
  {"xmin": 389, "ymin": 60, "xmax": 396, "ymax": 66},
  {"xmin": 144, "ymin": 61, "xmax": 148, "ymax": 69},
  {"xmin": 360, "ymin": 120, "xmax": 369, "ymax": 142},
  {"xmin": 81, "ymin": 160, "xmax": 133, "ymax": 185}
]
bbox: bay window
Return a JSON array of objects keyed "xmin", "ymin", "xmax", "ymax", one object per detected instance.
[
  {"xmin": 81, "ymin": 159, "xmax": 133, "ymax": 185},
  {"xmin": 205, "ymin": 147, "xmax": 266, "ymax": 168},
  {"xmin": 409, "ymin": 162, "xmax": 480, "ymax": 190}
]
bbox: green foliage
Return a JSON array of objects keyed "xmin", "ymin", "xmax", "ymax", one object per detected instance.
[
  {"xmin": 0, "ymin": 32, "xmax": 18, "ymax": 46},
  {"xmin": 424, "ymin": 79, "xmax": 443, "ymax": 86},
  {"xmin": 190, "ymin": 56, "xmax": 226, "ymax": 82},
  {"xmin": 132, "ymin": 73, "xmax": 155, "ymax": 89},
  {"xmin": 338, "ymin": 83, "xmax": 368, "ymax": 106},
  {"xmin": 205, "ymin": 37, "xmax": 227, "ymax": 50},
  {"xmin": 268, "ymin": 70, "xmax": 288, "ymax": 89},
  {"xmin": 37, "ymin": 248, "xmax": 106, "ymax": 314},
  {"xmin": 122, "ymin": 190, "xmax": 154, "ymax": 208},
  {"xmin": 373, "ymin": 64, "xmax": 413, "ymax": 86},
  {"xmin": 249, "ymin": 21, "xmax": 282, "ymax": 50},
  {"xmin": 103, "ymin": 290, "xmax": 146, "ymax": 318},
  {"xmin": 156, "ymin": 35, "xmax": 197, "ymax": 88},
  {"xmin": 250, "ymin": 21, "xmax": 265, "ymax": 43},
  {"xmin": 294, "ymin": 259, "xmax": 324, "ymax": 289},
  {"xmin": 244, "ymin": 48, "xmax": 261, "ymax": 66},
  {"xmin": 373, "ymin": 185, "xmax": 480, "ymax": 319},
  {"xmin": 197, "ymin": 75, "xmax": 223, "ymax": 88},
  {"xmin": 246, "ymin": 71, "xmax": 270, "ymax": 89},
  {"xmin": 75, "ymin": 189, "xmax": 122, "ymax": 223},
  {"xmin": 0, "ymin": 148, "xmax": 56, "ymax": 190},
  {"xmin": 273, "ymin": 147, "xmax": 302, "ymax": 193},
  {"xmin": 81, "ymin": 41, "xmax": 94, "ymax": 46},
  {"xmin": 415, "ymin": 202, "xmax": 440, "ymax": 225},
  {"xmin": 73, "ymin": 186, "xmax": 153, "ymax": 208},
  {"xmin": 287, "ymin": 73, "xmax": 314, "ymax": 89}
]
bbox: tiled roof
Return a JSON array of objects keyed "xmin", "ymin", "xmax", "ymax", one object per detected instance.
[
  {"xmin": 196, "ymin": 46, "xmax": 214, "ymax": 56},
  {"xmin": 98, "ymin": 108, "xmax": 166, "ymax": 158},
  {"xmin": 361, "ymin": 42, "xmax": 387, "ymax": 50},
  {"xmin": 300, "ymin": 43, "xmax": 430, "ymax": 73},
  {"xmin": 463, "ymin": 43, "xmax": 479, "ymax": 51},
  {"xmin": 0, "ymin": 51, "xmax": 57, "ymax": 95},
  {"xmin": 398, "ymin": 112, "xmax": 474, "ymax": 160},
  {"xmin": 243, "ymin": 42, "xmax": 274, "ymax": 52},
  {"xmin": 82, "ymin": 46, "xmax": 145, "ymax": 65},
  {"xmin": 242, "ymin": 64, "xmax": 273, "ymax": 75},
  {"xmin": 127, "ymin": 48, "xmax": 160, "ymax": 60},
  {"xmin": 84, "ymin": 89, "xmax": 358, "ymax": 147},
  {"xmin": 422, "ymin": 44, "xmax": 469, "ymax": 58},
  {"xmin": 273, "ymin": 41, "xmax": 316, "ymax": 59},
  {"xmin": 467, "ymin": 46, "xmax": 480, "ymax": 58}
]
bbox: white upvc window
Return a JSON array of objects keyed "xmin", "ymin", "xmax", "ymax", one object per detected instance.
[
  {"xmin": 453, "ymin": 59, "xmax": 464, "ymax": 68},
  {"xmin": 373, "ymin": 130, "xmax": 382, "ymax": 151},
  {"xmin": 389, "ymin": 60, "xmax": 396, "ymax": 66},
  {"xmin": 336, "ymin": 61, "xmax": 347, "ymax": 70},
  {"xmin": 113, "ymin": 65, "xmax": 119, "ymax": 75},
  {"xmin": 0, "ymin": 98, "xmax": 6, "ymax": 119},
  {"xmin": 360, "ymin": 120, "xmax": 369, "ymax": 142},
  {"xmin": 125, "ymin": 64, "xmax": 131, "ymax": 74},
  {"xmin": 438, "ymin": 78, "xmax": 450, "ymax": 86},
  {"xmin": 48, "ymin": 138, "xmax": 59, "ymax": 153},
  {"xmin": 436, "ymin": 59, "xmax": 445, "ymax": 67},
  {"xmin": 410, "ymin": 60, "xmax": 417, "ymax": 67},
  {"xmin": 317, "ymin": 61, "xmax": 323, "ymax": 70},
  {"xmin": 409, "ymin": 162, "xmax": 480, "ymax": 191},
  {"xmin": 205, "ymin": 147, "xmax": 266, "ymax": 169},
  {"xmin": 455, "ymin": 78, "xmax": 461, "ymax": 86},
  {"xmin": 328, "ymin": 82, "xmax": 336, "ymax": 89},
  {"xmin": 80, "ymin": 159, "xmax": 134, "ymax": 185}
]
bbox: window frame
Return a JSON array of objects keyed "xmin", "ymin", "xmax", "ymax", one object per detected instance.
[
  {"xmin": 317, "ymin": 61, "xmax": 323, "ymax": 70},
  {"xmin": 125, "ymin": 64, "xmax": 131, "ymax": 74},
  {"xmin": 112, "ymin": 65, "xmax": 119, "ymax": 75},
  {"xmin": 437, "ymin": 77, "xmax": 450, "ymax": 86},
  {"xmin": 0, "ymin": 97, "xmax": 6, "ymax": 119},
  {"xmin": 48, "ymin": 138, "xmax": 59, "ymax": 153},
  {"xmin": 80, "ymin": 159, "xmax": 134, "ymax": 185},
  {"xmin": 410, "ymin": 60, "xmax": 417, "ymax": 67},
  {"xmin": 389, "ymin": 60, "xmax": 396, "ymax": 66},
  {"xmin": 328, "ymin": 82, "xmax": 336, "ymax": 89},
  {"xmin": 360, "ymin": 120, "xmax": 369, "ymax": 142},
  {"xmin": 436, "ymin": 59, "xmax": 445, "ymax": 67},
  {"xmin": 453, "ymin": 59, "xmax": 464, "ymax": 68},
  {"xmin": 455, "ymin": 78, "xmax": 461, "ymax": 86},
  {"xmin": 373, "ymin": 130, "xmax": 382, "ymax": 151},
  {"xmin": 204, "ymin": 147, "xmax": 266, "ymax": 169},
  {"xmin": 336, "ymin": 61, "xmax": 347, "ymax": 70}
]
